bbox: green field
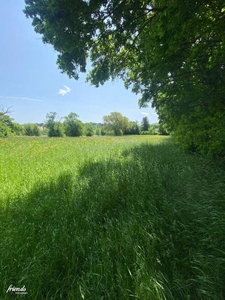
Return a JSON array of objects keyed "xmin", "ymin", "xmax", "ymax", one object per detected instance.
[{"xmin": 0, "ymin": 136, "xmax": 225, "ymax": 299}]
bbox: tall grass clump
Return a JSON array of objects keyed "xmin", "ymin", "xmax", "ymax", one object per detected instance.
[{"xmin": 0, "ymin": 136, "xmax": 225, "ymax": 299}]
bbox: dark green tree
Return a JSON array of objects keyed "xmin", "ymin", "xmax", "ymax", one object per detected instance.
[
  {"xmin": 158, "ymin": 122, "xmax": 169, "ymax": 136},
  {"xmin": 141, "ymin": 117, "xmax": 150, "ymax": 132},
  {"xmin": 64, "ymin": 112, "xmax": 84, "ymax": 137},
  {"xmin": 45, "ymin": 112, "xmax": 64, "ymax": 137},
  {"xmin": 24, "ymin": 123, "xmax": 41, "ymax": 136},
  {"xmin": 84, "ymin": 123, "xmax": 95, "ymax": 136},
  {"xmin": 24, "ymin": 0, "xmax": 225, "ymax": 157},
  {"xmin": 0, "ymin": 111, "xmax": 24, "ymax": 137}
]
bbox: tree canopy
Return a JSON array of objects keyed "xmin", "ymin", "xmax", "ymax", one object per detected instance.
[
  {"xmin": 141, "ymin": 117, "xmax": 150, "ymax": 132},
  {"xmin": 64, "ymin": 112, "xmax": 84, "ymax": 137},
  {"xmin": 103, "ymin": 112, "xmax": 130, "ymax": 135},
  {"xmin": 24, "ymin": 0, "xmax": 225, "ymax": 157},
  {"xmin": 45, "ymin": 112, "xmax": 65, "ymax": 137}
]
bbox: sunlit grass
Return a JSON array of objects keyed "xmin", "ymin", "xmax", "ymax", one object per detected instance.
[
  {"xmin": 0, "ymin": 136, "xmax": 163, "ymax": 203},
  {"xmin": 0, "ymin": 135, "xmax": 224, "ymax": 299}
]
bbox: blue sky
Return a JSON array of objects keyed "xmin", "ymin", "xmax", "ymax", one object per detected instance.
[{"xmin": 0, "ymin": 0, "xmax": 158, "ymax": 125}]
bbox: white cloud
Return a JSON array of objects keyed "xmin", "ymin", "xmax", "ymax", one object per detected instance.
[
  {"xmin": 57, "ymin": 85, "xmax": 71, "ymax": 96},
  {"xmin": 65, "ymin": 86, "xmax": 71, "ymax": 92},
  {"xmin": 141, "ymin": 112, "xmax": 149, "ymax": 116},
  {"xmin": 0, "ymin": 96, "xmax": 43, "ymax": 102}
]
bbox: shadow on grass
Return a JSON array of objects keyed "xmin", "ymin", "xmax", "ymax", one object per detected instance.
[{"xmin": 1, "ymin": 140, "xmax": 225, "ymax": 299}]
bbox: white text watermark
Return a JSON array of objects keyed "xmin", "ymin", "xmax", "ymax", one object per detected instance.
[{"xmin": 6, "ymin": 285, "xmax": 28, "ymax": 295}]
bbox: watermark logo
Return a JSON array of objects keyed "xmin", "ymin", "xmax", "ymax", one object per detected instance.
[{"xmin": 6, "ymin": 285, "xmax": 28, "ymax": 295}]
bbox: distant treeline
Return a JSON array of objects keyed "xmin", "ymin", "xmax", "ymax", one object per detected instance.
[{"xmin": 0, "ymin": 110, "xmax": 168, "ymax": 138}]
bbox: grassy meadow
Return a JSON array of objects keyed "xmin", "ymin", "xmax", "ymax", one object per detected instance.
[{"xmin": 0, "ymin": 135, "xmax": 225, "ymax": 299}]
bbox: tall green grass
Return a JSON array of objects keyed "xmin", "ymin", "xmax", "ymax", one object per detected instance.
[{"xmin": 0, "ymin": 136, "xmax": 224, "ymax": 299}]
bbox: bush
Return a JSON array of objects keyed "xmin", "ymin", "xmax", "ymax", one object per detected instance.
[
  {"xmin": 174, "ymin": 112, "xmax": 225, "ymax": 158},
  {"xmin": 24, "ymin": 124, "xmax": 41, "ymax": 136},
  {"xmin": 0, "ymin": 122, "xmax": 12, "ymax": 137},
  {"xmin": 48, "ymin": 122, "xmax": 65, "ymax": 137},
  {"xmin": 84, "ymin": 123, "xmax": 95, "ymax": 136},
  {"xmin": 64, "ymin": 120, "xmax": 84, "ymax": 137},
  {"xmin": 0, "ymin": 115, "xmax": 24, "ymax": 136}
]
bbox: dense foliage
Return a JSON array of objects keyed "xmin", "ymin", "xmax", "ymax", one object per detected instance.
[
  {"xmin": 103, "ymin": 112, "xmax": 130, "ymax": 135},
  {"xmin": 63, "ymin": 112, "xmax": 84, "ymax": 137},
  {"xmin": 84, "ymin": 122, "xmax": 95, "ymax": 136},
  {"xmin": 141, "ymin": 116, "xmax": 150, "ymax": 132},
  {"xmin": 45, "ymin": 112, "xmax": 65, "ymax": 137},
  {"xmin": 24, "ymin": 123, "xmax": 41, "ymax": 136},
  {"xmin": 0, "ymin": 113, "xmax": 24, "ymax": 137},
  {"xmin": 24, "ymin": 0, "xmax": 225, "ymax": 157}
]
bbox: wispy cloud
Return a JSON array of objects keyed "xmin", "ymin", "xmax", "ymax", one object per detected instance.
[
  {"xmin": 141, "ymin": 112, "xmax": 149, "ymax": 116},
  {"xmin": 0, "ymin": 96, "xmax": 43, "ymax": 102},
  {"xmin": 57, "ymin": 85, "xmax": 71, "ymax": 96}
]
